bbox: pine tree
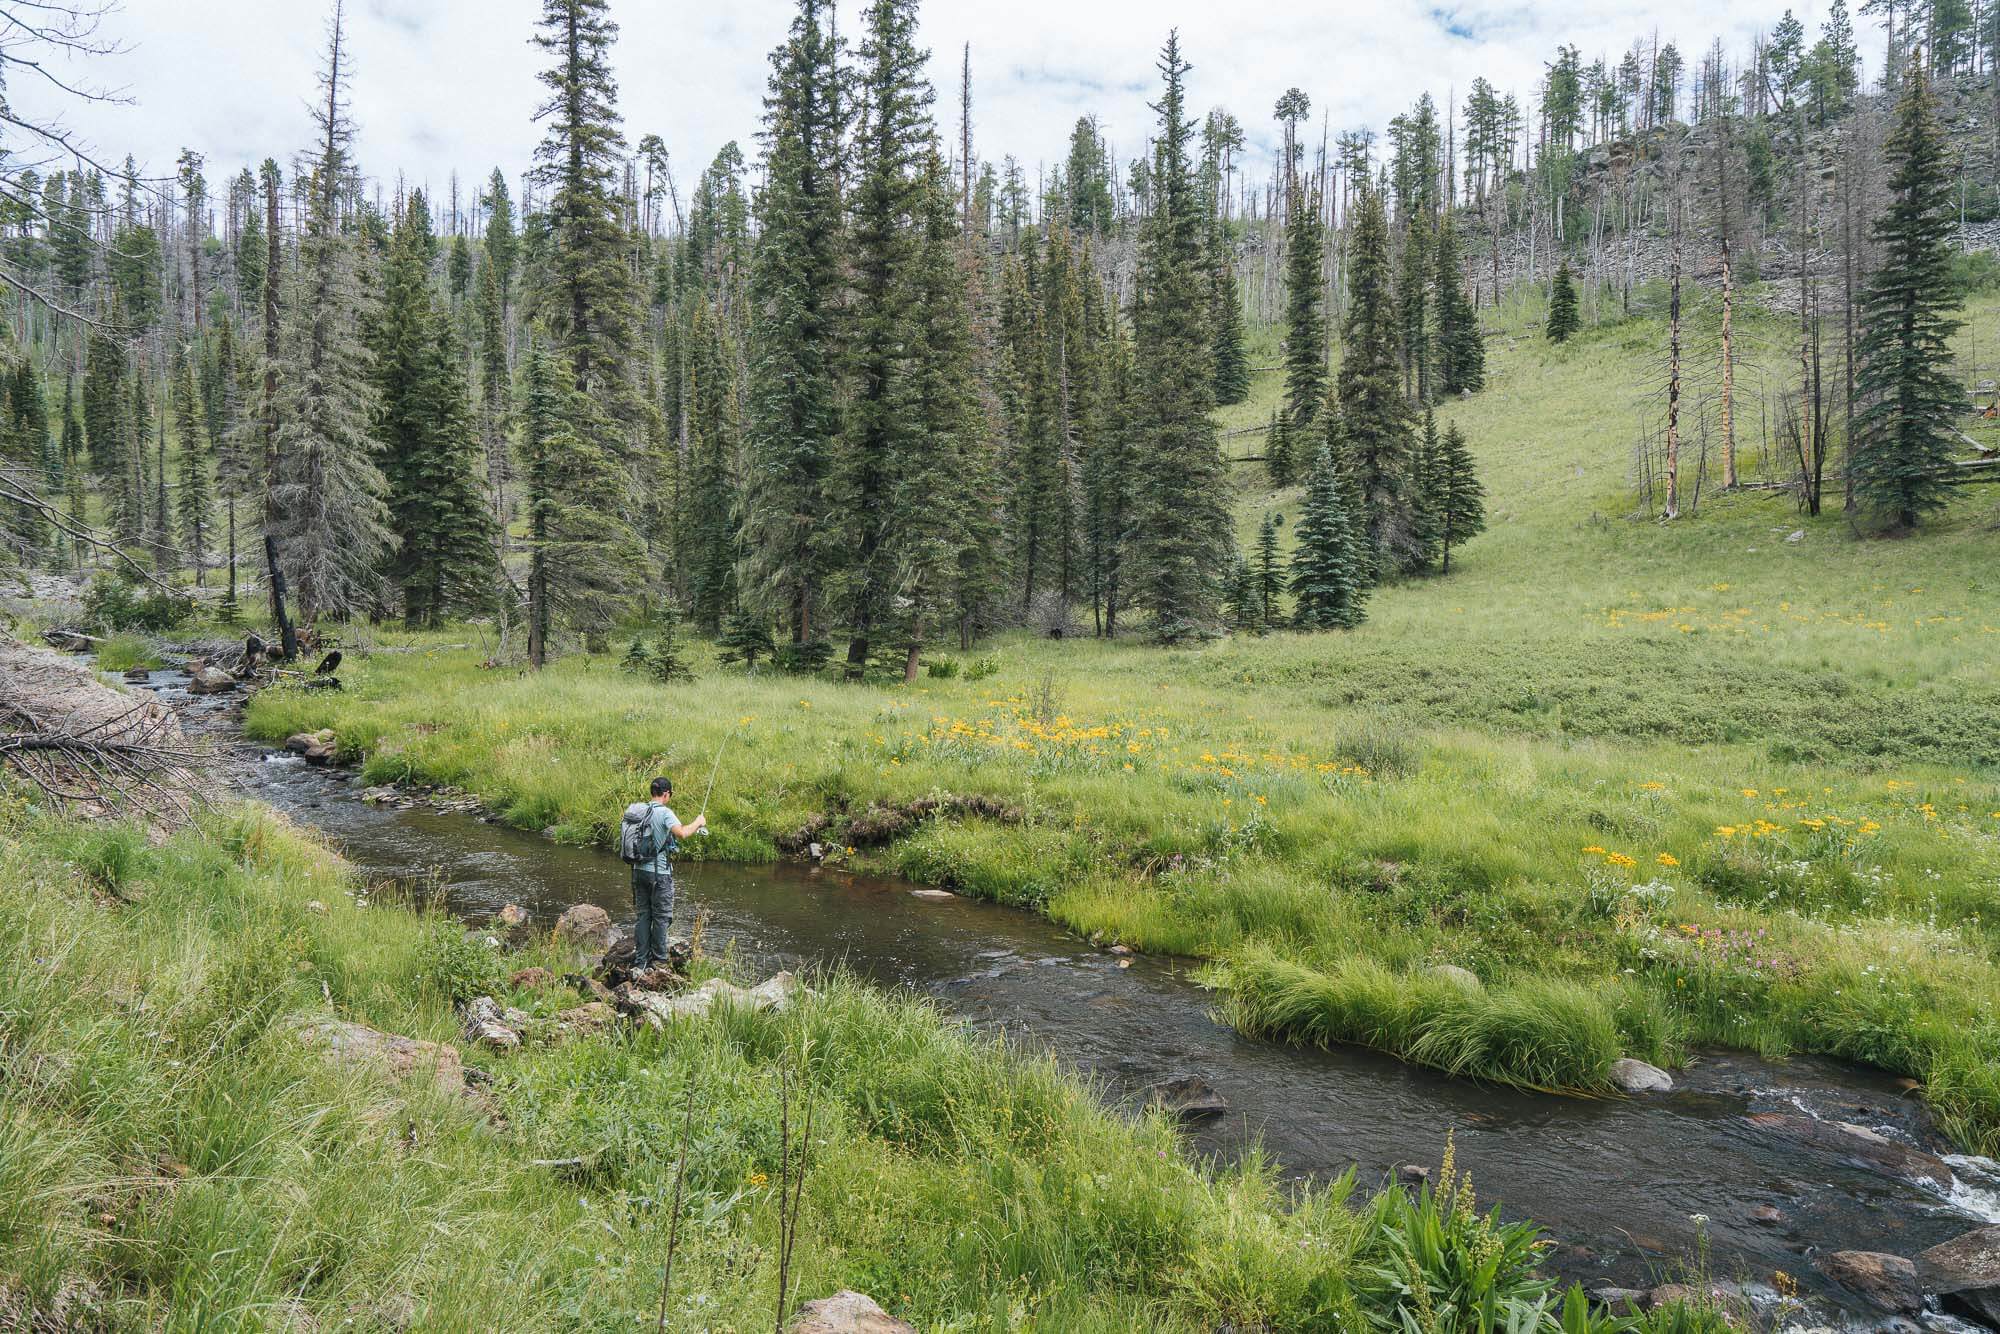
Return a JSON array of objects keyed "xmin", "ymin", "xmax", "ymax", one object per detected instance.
[
  {"xmin": 270, "ymin": 7, "xmax": 391, "ymax": 620},
  {"xmin": 1224, "ymin": 550, "xmax": 1258, "ymax": 632},
  {"xmin": 483, "ymin": 169, "xmax": 518, "ymax": 309},
  {"xmin": 1336, "ymin": 185, "xmax": 1416, "ymax": 578},
  {"xmin": 475, "ymin": 251, "xmax": 512, "ymax": 531},
  {"xmin": 1853, "ymin": 53, "xmax": 1962, "ymax": 531},
  {"xmin": 1254, "ymin": 509, "xmax": 1284, "ymax": 627},
  {"xmin": 59, "ymin": 374, "xmax": 86, "ymax": 568},
  {"xmin": 1398, "ymin": 222, "xmax": 1432, "ymax": 402},
  {"xmin": 1290, "ymin": 440, "xmax": 1366, "ymax": 630},
  {"xmin": 745, "ymin": 0, "xmax": 845, "ymax": 648},
  {"xmin": 518, "ymin": 340, "xmax": 634, "ymax": 667},
  {"xmin": 172, "ymin": 350, "xmax": 211, "ymax": 586},
  {"xmin": 1409, "ymin": 409, "xmax": 1442, "ymax": 570},
  {"xmin": 1280, "ymin": 178, "xmax": 1327, "ymax": 447},
  {"xmin": 682, "ymin": 300, "xmax": 739, "ymax": 634},
  {"xmin": 1545, "ymin": 259, "xmax": 1580, "ymax": 343},
  {"xmin": 719, "ymin": 602, "xmax": 776, "ymax": 667},
  {"xmin": 831, "ymin": 0, "xmax": 933, "ymax": 672},
  {"xmin": 1130, "ymin": 31, "xmax": 1229, "ymax": 643},
  {"xmin": 1434, "ymin": 422, "xmax": 1486, "ymax": 573},
  {"xmin": 372, "ymin": 189, "xmax": 497, "ymax": 626},
  {"xmin": 1080, "ymin": 306, "xmax": 1135, "ymax": 638},
  {"xmin": 1433, "ymin": 218, "xmax": 1485, "ymax": 395},
  {"xmin": 83, "ymin": 328, "xmax": 138, "ymax": 543}
]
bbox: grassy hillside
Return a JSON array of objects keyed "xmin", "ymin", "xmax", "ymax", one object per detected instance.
[{"xmin": 244, "ymin": 290, "xmax": 2000, "ymax": 1151}]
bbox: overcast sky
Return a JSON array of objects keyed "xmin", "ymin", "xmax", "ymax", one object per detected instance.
[{"xmin": 29, "ymin": 0, "xmax": 1881, "ymax": 213}]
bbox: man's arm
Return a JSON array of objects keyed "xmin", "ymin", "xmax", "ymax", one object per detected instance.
[{"xmin": 663, "ymin": 806, "xmax": 706, "ymax": 840}]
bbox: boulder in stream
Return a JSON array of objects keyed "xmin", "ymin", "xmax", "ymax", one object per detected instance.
[
  {"xmin": 1745, "ymin": 1112, "xmax": 1953, "ymax": 1190},
  {"xmin": 496, "ymin": 904, "xmax": 529, "ymax": 929},
  {"xmin": 1918, "ymin": 1225, "xmax": 2000, "ymax": 1326},
  {"xmin": 553, "ymin": 903, "xmax": 612, "ymax": 954},
  {"xmin": 1147, "ymin": 1075, "xmax": 1229, "ymax": 1123},
  {"xmin": 186, "ymin": 666, "xmax": 237, "ymax": 695},
  {"xmin": 283, "ymin": 730, "xmax": 338, "ymax": 764},
  {"xmin": 1815, "ymin": 1250, "xmax": 1922, "ymax": 1314},
  {"xmin": 789, "ymin": 1290, "xmax": 915, "ymax": 1333},
  {"xmin": 1608, "ymin": 1058, "xmax": 1674, "ymax": 1094}
]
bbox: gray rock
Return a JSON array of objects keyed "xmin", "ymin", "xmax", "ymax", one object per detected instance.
[
  {"xmin": 1147, "ymin": 1075, "xmax": 1228, "ymax": 1122},
  {"xmin": 790, "ymin": 1291, "xmax": 915, "ymax": 1333},
  {"xmin": 1587, "ymin": 1287, "xmax": 1648, "ymax": 1310},
  {"xmin": 1398, "ymin": 1163, "xmax": 1431, "ymax": 1185},
  {"xmin": 553, "ymin": 902, "xmax": 612, "ymax": 954},
  {"xmin": 297, "ymin": 1018, "xmax": 465, "ymax": 1098},
  {"xmin": 1609, "ymin": 1058, "xmax": 1674, "ymax": 1094},
  {"xmin": 462, "ymin": 996, "xmax": 528, "ymax": 1050},
  {"xmin": 496, "ymin": 903, "xmax": 529, "ymax": 929},
  {"xmin": 1645, "ymin": 1281, "xmax": 1736, "ymax": 1312},
  {"xmin": 1918, "ymin": 1225, "xmax": 2000, "ymax": 1327},
  {"xmin": 1815, "ymin": 1250, "xmax": 1921, "ymax": 1314},
  {"xmin": 186, "ymin": 666, "xmax": 237, "ymax": 695},
  {"xmin": 1748, "ymin": 1204, "xmax": 1783, "ymax": 1225},
  {"xmin": 624, "ymin": 972, "xmax": 804, "ymax": 1029},
  {"xmin": 1786, "ymin": 529, "xmax": 1805, "ymax": 543}
]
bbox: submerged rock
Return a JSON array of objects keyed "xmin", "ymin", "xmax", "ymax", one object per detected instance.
[
  {"xmin": 297, "ymin": 1018, "xmax": 465, "ymax": 1097},
  {"xmin": 1918, "ymin": 1225, "xmax": 2000, "ymax": 1326},
  {"xmin": 790, "ymin": 1290, "xmax": 915, "ymax": 1333},
  {"xmin": 1148, "ymin": 1075, "xmax": 1229, "ymax": 1123},
  {"xmin": 1745, "ymin": 1113, "xmax": 1953, "ymax": 1190},
  {"xmin": 1609, "ymin": 1058, "xmax": 1674, "ymax": 1094},
  {"xmin": 496, "ymin": 904, "xmax": 529, "ymax": 929},
  {"xmin": 553, "ymin": 903, "xmax": 612, "ymax": 954},
  {"xmin": 1815, "ymin": 1250, "xmax": 1921, "ymax": 1314}
]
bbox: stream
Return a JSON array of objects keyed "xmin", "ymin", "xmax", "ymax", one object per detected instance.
[{"xmin": 141, "ymin": 666, "xmax": 1999, "ymax": 1328}]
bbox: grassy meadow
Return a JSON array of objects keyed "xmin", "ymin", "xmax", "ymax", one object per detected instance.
[
  {"xmin": 239, "ymin": 287, "xmax": 2000, "ymax": 1151},
  {"xmin": 0, "ymin": 800, "xmax": 1693, "ymax": 1331}
]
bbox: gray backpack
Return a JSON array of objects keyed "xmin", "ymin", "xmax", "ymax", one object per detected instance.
[{"xmin": 619, "ymin": 802, "xmax": 671, "ymax": 864}]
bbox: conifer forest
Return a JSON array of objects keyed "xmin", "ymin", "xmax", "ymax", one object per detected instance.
[{"xmin": 7, "ymin": 0, "xmax": 2000, "ymax": 1329}]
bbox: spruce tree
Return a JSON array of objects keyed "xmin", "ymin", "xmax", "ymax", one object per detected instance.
[
  {"xmin": 885, "ymin": 149, "xmax": 980, "ymax": 682},
  {"xmin": 745, "ymin": 0, "xmax": 845, "ymax": 648},
  {"xmin": 1409, "ymin": 409, "xmax": 1442, "ymax": 570},
  {"xmin": 1266, "ymin": 409, "xmax": 1293, "ymax": 488},
  {"xmin": 1208, "ymin": 225, "xmax": 1250, "ymax": 406},
  {"xmin": 1130, "ymin": 31, "xmax": 1230, "ymax": 643},
  {"xmin": 1336, "ymin": 185, "xmax": 1416, "ymax": 578},
  {"xmin": 1853, "ymin": 53, "xmax": 1962, "ymax": 530},
  {"xmin": 271, "ymin": 9, "xmax": 391, "ymax": 619},
  {"xmin": 172, "ymin": 351, "xmax": 211, "ymax": 586},
  {"xmin": 1254, "ymin": 509, "xmax": 1284, "ymax": 627},
  {"xmin": 1434, "ymin": 422, "xmax": 1486, "ymax": 573},
  {"xmin": 1225, "ymin": 551, "xmax": 1258, "ymax": 632},
  {"xmin": 529, "ymin": 0, "xmax": 643, "ymax": 456},
  {"xmin": 1398, "ymin": 222, "xmax": 1432, "ymax": 402},
  {"xmin": 518, "ymin": 341, "xmax": 634, "ymax": 666},
  {"xmin": 1433, "ymin": 218, "xmax": 1485, "ymax": 395},
  {"xmin": 483, "ymin": 169, "xmax": 518, "ymax": 308},
  {"xmin": 1080, "ymin": 307, "xmax": 1136, "ymax": 638},
  {"xmin": 1545, "ymin": 259, "xmax": 1580, "ymax": 343},
  {"xmin": 682, "ymin": 300, "xmax": 739, "ymax": 634},
  {"xmin": 1290, "ymin": 440, "xmax": 1365, "ymax": 629},
  {"xmin": 372, "ymin": 189, "xmax": 496, "ymax": 627},
  {"xmin": 1280, "ymin": 179, "xmax": 1327, "ymax": 447},
  {"xmin": 832, "ymin": 0, "xmax": 933, "ymax": 672}
]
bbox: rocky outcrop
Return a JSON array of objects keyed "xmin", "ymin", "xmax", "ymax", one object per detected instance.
[
  {"xmin": 1744, "ymin": 1113, "xmax": 1953, "ymax": 1189},
  {"xmin": 297, "ymin": 1018, "xmax": 465, "ymax": 1098},
  {"xmin": 790, "ymin": 1291, "xmax": 915, "ymax": 1333},
  {"xmin": 1918, "ymin": 1225, "xmax": 2000, "ymax": 1326},
  {"xmin": 1816, "ymin": 1250, "xmax": 1922, "ymax": 1314},
  {"xmin": 1608, "ymin": 1058, "xmax": 1674, "ymax": 1094},
  {"xmin": 553, "ymin": 903, "xmax": 612, "ymax": 954}
]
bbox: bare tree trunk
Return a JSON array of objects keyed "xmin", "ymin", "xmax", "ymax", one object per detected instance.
[
  {"xmin": 1664, "ymin": 190, "xmax": 1682, "ymax": 521},
  {"xmin": 1721, "ymin": 238, "xmax": 1737, "ymax": 487}
]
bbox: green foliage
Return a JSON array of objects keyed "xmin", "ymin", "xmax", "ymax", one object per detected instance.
[
  {"xmin": 83, "ymin": 573, "xmax": 190, "ymax": 633},
  {"xmin": 412, "ymin": 913, "xmax": 504, "ymax": 1004},
  {"xmin": 1291, "ymin": 441, "xmax": 1367, "ymax": 630},
  {"xmin": 93, "ymin": 632, "xmax": 161, "ymax": 674},
  {"xmin": 1545, "ymin": 261, "xmax": 1581, "ymax": 343},
  {"xmin": 1337, "ymin": 186, "xmax": 1416, "ymax": 578}
]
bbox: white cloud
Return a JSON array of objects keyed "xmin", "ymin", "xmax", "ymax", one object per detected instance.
[{"xmin": 23, "ymin": 0, "xmax": 1882, "ymax": 214}]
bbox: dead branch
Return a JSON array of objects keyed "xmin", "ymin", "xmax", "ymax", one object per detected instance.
[{"xmin": 0, "ymin": 697, "xmax": 206, "ymax": 824}]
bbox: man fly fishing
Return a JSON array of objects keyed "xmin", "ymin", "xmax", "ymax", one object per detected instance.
[{"xmin": 619, "ymin": 777, "xmax": 705, "ymax": 971}]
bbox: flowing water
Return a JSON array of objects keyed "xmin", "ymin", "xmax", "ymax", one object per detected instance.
[{"xmin": 143, "ymin": 668, "xmax": 1997, "ymax": 1328}]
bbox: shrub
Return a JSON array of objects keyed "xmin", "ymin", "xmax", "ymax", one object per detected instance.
[
  {"xmin": 94, "ymin": 632, "xmax": 161, "ymax": 674},
  {"xmin": 413, "ymin": 914, "xmax": 503, "ymax": 1004},
  {"xmin": 964, "ymin": 652, "xmax": 1000, "ymax": 681},
  {"xmin": 83, "ymin": 574, "xmax": 192, "ymax": 633},
  {"xmin": 924, "ymin": 656, "xmax": 960, "ymax": 680}
]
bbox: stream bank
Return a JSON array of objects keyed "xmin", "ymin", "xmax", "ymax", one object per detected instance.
[{"xmin": 125, "ymin": 658, "xmax": 2000, "ymax": 1328}]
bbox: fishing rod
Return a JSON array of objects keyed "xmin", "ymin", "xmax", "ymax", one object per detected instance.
[{"xmin": 694, "ymin": 727, "xmax": 729, "ymax": 837}]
